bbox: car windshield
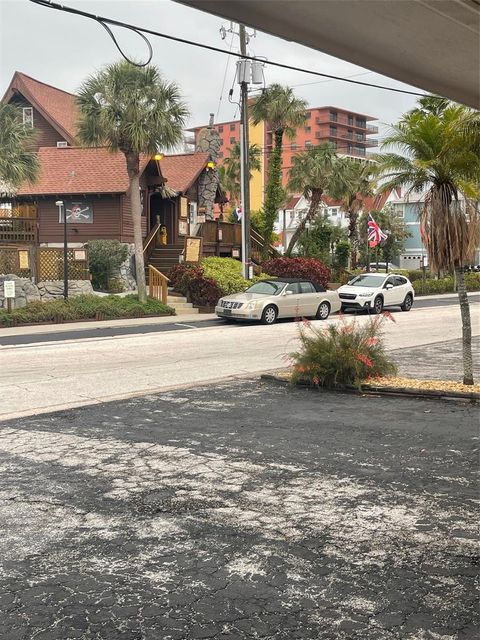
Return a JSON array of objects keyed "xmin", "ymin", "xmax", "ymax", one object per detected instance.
[
  {"xmin": 348, "ymin": 275, "xmax": 385, "ymax": 287},
  {"xmin": 245, "ymin": 281, "xmax": 284, "ymax": 295}
]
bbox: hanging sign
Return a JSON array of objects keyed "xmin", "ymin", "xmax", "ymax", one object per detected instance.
[
  {"xmin": 18, "ymin": 250, "xmax": 30, "ymax": 270},
  {"xmin": 3, "ymin": 281, "xmax": 15, "ymax": 298},
  {"xmin": 180, "ymin": 197, "xmax": 188, "ymax": 219},
  {"xmin": 184, "ymin": 236, "xmax": 203, "ymax": 263}
]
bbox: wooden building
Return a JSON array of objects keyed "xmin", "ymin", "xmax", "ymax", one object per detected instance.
[{"xmin": 0, "ymin": 72, "xmax": 265, "ymax": 281}]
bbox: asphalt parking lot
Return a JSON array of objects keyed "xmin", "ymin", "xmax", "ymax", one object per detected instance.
[{"xmin": 0, "ymin": 380, "xmax": 478, "ymax": 639}]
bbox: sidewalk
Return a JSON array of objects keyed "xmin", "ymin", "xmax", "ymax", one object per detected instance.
[{"xmin": 0, "ymin": 312, "xmax": 217, "ymax": 338}]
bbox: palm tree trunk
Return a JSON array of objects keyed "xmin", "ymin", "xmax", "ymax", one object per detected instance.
[
  {"xmin": 262, "ymin": 129, "xmax": 284, "ymax": 257},
  {"xmin": 125, "ymin": 152, "xmax": 147, "ymax": 303},
  {"xmin": 285, "ymin": 190, "xmax": 322, "ymax": 256},
  {"xmin": 455, "ymin": 266, "xmax": 474, "ymax": 385},
  {"xmin": 348, "ymin": 209, "xmax": 359, "ymax": 268}
]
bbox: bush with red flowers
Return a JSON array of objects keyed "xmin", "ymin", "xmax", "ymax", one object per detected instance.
[{"xmin": 262, "ymin": 257, "xmax": 331, "ymax": 289}]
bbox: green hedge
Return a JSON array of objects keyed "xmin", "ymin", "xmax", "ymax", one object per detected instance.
[
  {"xmin": 413, "ymin": 273, "xmax": 480, "ymax": 295},
  {"xmin": 202, "ymin": 257, "xmax": 271, "ymax": 295},
  {"xmin": 0, "ymin": 294, "xmax": 174, "ymax": 327}
]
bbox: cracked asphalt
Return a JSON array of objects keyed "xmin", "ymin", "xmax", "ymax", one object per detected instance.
[{"xmin": 0, "ymin": 380, "xmax": 478, "ymax": 639}]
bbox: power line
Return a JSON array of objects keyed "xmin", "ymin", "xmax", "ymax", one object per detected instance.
[{"xmin": 28, "ymin": 0, "xmax": 427, "ymax": 98}]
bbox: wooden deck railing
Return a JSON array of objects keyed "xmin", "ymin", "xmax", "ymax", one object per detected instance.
[
  {"xmin": 148, "ymin": 265, "xmax": 169, "ymax": 305},
  {"xmin": 0, "ymin": 217, "xmax": 38, "ymax": 243},
  {"xmin": 200, "ymin": 220, "xmax": 242, "ymax": 245},
  {"xmin": 143, "ymin": 216, "xmax": 161, "ymax": 261}
]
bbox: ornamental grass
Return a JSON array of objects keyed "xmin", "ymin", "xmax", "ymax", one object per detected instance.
[{"xmin": 290, "ymin": 313, "xmax": 397, "ymax": 389}]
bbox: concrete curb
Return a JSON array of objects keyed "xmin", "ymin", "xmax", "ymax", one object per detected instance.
[{"xmin": 260, "ymin": 373, "xmax": 480, "ymax": 402}]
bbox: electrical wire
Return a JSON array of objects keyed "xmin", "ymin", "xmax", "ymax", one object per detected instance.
[
  {"xmin": 28, "ymin": 0, "xmax": 427, "ymax": 97},
  {"xmin": 216, "ymin": 31, "xmax": 235, "ymax": 121}
]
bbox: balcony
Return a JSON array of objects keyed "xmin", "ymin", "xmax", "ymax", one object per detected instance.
[
  {"xmin": 364, "ymin": 138, "xmax": 379, "ymax": 147},
  {"xmin": 0, "ymin": 217, "xmax": 38, "ymax": 243},
  {"xmin": 367, "ymin": 124, "xmax": 379, "ymax": 134}
]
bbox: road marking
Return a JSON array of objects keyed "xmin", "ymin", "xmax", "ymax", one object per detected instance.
[{"xmin": 175, "ymin": 323, "xmax": 199, "ymax": 329}]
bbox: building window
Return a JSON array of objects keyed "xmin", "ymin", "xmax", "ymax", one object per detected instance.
[
  {"xmin": 347, "ymin": 129, "xmax": 353, "ymax": 139},
  {"xmin": 394, "ymin": 205, "xmax": 404, "ymax": 218},
  {"xmin": 218, "ymin": 151, "xmax": 224, "ymax": 159},
  {"xmin": 330, "ymin": 111, "xmax": 338, "ymax": 122},
  {"xmin": 305, "ymin": 140, "xmax": 312, "ymax": 148},
  {"xmin": 330, "ymin": 126, "xmax": 337, "ymax": 137},
  {"xmin": 328, "ymin": 207, "xmax": 338, "ymax": 216},
  {"xmin": 22, "ymin": 107, "xmax": 33, "ymax": 128},
  {"xmin": 356, "ymin": 118, "xmax": 366, "ymax": 128},
  {"xmin": 291, "ymin": 143, "xmax": 297, "ymax": 150},
  {"xmin": 355, "ymin": 133, "xmax": 364, "ymax": 141},
  {"xmin": 348, "ymin": 114, "xmax": 354, "ymax": 125},
  {"xmin": 304, "ymin": 126, "xmax": 311, "ymax": 133},
  {"xmin": 230, "ymin": 123, "xmax": 236, "ymax": 131},
  {"xmin": 230, "ymin": 137, "xmax": 236, "ymax": 144},
  {"xmin": 305, "ymin": 111, "xmax": 311, "ymax": 119},
  {"xmin": 218, "ymin": 125, "xmax": 223, "ymax": 133}
]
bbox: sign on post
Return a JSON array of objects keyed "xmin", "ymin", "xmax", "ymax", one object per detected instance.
[
  {"xmin": 3, "ymin": 281, "xmax": 15, "ymax": 298},
  {"xmin": 184, "ymin": 236, "xmax": 203, "ymax": 264}
]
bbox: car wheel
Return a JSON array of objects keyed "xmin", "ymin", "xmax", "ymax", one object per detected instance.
[
  {"xmin": 316, "ymin": 301, "xmax": 331, "ymax": 320},
  {"xmin": 373, "ymin": 296, "xmax": 383, "ymax": 314},
  {"xmin": 401, "ymin": 293, "xmax": 413, "ymax": 312},
  {"xmin": 261, "ymin": 305, "xmax": 278, "ymax": 325}
]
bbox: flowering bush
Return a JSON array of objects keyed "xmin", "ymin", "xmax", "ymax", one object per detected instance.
[
  {"xmin": 262, "ymin": 257, "xmax": 331, "ymax": 289},
  {"xmin": 290, "ymin": 314, "xmax": 397, "ymax": 389},
  {"xmin": 169, "ymin": 263, "xmax": 222, "ymax": 307}
]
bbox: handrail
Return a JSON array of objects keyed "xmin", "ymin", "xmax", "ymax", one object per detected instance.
[
  {"xmin": 143, "ymin": 215, "xmax": 161, "ymax": 257},
  {"xmin": 148, "ymin": 264, "xmax": 170, "ymax": 305}
]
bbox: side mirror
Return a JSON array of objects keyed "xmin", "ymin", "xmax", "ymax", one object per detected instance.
[
  {"xmin": 385, "ymin": 283, "xmax": 394, "ymax": 290},
  {"xmin": 283, "ymin": 290, "xmax": 293, "ymax": 296}
]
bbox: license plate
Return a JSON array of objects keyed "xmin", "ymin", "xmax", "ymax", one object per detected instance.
[{"xmin": 223, "ymin": 308, "xmax": 232, "ymax": 316}]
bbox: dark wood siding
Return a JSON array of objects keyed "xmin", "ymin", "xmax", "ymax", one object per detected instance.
[
  {"xmin": 11, "ymin": 96, "xmax": 66, "ymax": 150},
  {"xmin": 120, "ymin": 193, "xmax": 147, "ymax": 243},
  {"xmin": 38, "ymin": 196, "xmax": 122, "ymax": 243}
]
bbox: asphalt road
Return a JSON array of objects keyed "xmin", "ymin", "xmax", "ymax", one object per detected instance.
[
  {"xmin": 1, "ymin": 293, "xmax": 478, "ymax": 347},
  {"xmin": 0, "ymin": 379, "xmax": 478, "ymax": 639},
  {"xmin": 1, "ymin": 302, "xmax": 478, "ymax": 421}
]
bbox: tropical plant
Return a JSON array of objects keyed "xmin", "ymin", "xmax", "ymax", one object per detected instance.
[
  {"xmin": 334, "ymin": 240, "xmax": 351, "ymax": 270},
  {"xmin": 89, "ymin": 239, "xmax": 128, "ymax": 291},
  {"xmin": 284, "ymin": 144, "xmax": 339, "ymax": 256},
  {"xmin": 251, "ymin": 84, "xmax": 307, "ymax": 250},
  {"xmin": 219, "ymin": 142, "xmax": 261, "ymax": 205},
  {"xmin": 333, "ymin": 158, "xmax": 376, "ymax": 268},
  {"xmin": 376, "ymin": 103, "xmax": 480, "ymax": 384},
  {"xmin": 76, "ymin": 61, "xmax": 188, "ymax": 302},
  {"xmin": 262, "ymin": 256, "xmax": 331, "ymax": 288},
  {"xmin": 290, "ymin": 314, "xmax": 397, "ymax": 389},
  {"xmin": 0, "ymin": 103, "xmax": 39, "ymax": 192}
]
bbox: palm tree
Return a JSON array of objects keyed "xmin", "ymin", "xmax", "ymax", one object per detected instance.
[
  {"xmin": 334, "ymin": 158, "xmax": 375, "ymax": 268},
  {"xmin": 76, "ymin": 61, "xmax": 188, "ymax": 302},
  {"xmin": 0, "ymin": 103, "xmax": 39, "ymax": 192},
  {"xmin": 284, "ymin": 144, "xmax": 339, "ymax": 256},
  {"xmin": 251, "ymin": 84, "xmax": 307, "ymax": 249},
  {"xmin": 376, "ymin": 104, "xmax": 480, "ymax": 385},
  {"xmin": 220, "ymin": 142, "xmax": 261, "ymax": 204}
]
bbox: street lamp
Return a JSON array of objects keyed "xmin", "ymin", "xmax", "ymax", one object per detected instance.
[{"xmin": 56, "ymin": 200, "xmax": 68, "ymax": 300}]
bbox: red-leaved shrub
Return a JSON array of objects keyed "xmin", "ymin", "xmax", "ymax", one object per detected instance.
[
  {"xmin": 168, "ymin": 263, "xmax": 222, "ymax": 307},
  {"xmin": 262, "ymin": 257, "xmax": 331, "ymax": 288}
]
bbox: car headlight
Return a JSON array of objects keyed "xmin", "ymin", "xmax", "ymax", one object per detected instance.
[
  {"xmin": 358, "ymin": 292, "xmax": 373, "ymax": 297},
  {"xmin": 246, "ymin": 301, "xmax": 257, "ymax": 310}
]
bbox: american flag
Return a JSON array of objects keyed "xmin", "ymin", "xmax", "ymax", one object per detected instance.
[{"xmin": 368, "ymin": 213, "xmax": 388, "ymax": 248}]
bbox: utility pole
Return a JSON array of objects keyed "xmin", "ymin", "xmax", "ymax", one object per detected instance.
[{"xmin": 239, "ymin": 24, "xmax": 251, "ymax": 279}]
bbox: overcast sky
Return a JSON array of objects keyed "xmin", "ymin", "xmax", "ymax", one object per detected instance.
[{"xmin": 0, "ymin": 0, "xmax": 421, "ymax": 143}]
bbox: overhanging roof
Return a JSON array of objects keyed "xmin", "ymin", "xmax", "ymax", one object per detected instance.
[{"xmin": 175, "ymin": 0, "xmax": 480, "ymax": 108}]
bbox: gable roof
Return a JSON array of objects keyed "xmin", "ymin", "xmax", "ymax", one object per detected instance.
[
  {"xmin": 2, "ymin": 72, "xmax": 78, "ymax": 144},
  {"xmin": 159, "ymin": 153, "xmax": 209, "ymax": 193},
  {"xmin": 15, "ymin": 147, "xmax": 155, "ymax": 196}
]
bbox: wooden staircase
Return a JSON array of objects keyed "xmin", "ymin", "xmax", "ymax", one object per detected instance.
[{"xmin": 146, "ymin": 244, "xmax": 184, "ymax": 281}]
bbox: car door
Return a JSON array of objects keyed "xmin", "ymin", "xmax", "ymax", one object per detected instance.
[
  {"xmin": 382, "ymin": 276, "xmax": 397, "ymax": 306},
  {"xmin": 298, "ymin": 281, "xmax": 318, "ymax": 315},
  {"xmin": 394, "ymin": 276, "xmax": 409, "ymax": 304},
  {"xmin": 279, "ymin": 282, "xmax": 301, "ymax": 317}
]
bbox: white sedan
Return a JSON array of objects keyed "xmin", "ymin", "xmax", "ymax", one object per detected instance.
[
  {"xmin": 338, "ymin": 273, "xmax": 415, "ymax": 314},
  {"xmin": 216, "ymin": 278, "xmax": 341, "ymax": 324}
]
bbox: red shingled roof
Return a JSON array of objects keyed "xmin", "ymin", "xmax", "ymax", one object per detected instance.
[
  {"xmin": 159, "ymin": 153, "xmax": 209, "ymax": 193},
  {"xmin": 16, "ymin": 147, "xmax": 152, "ymax": 196},
  {"xmin": 3, "ymin": 72, "xmax": 78, "ymax": 143}
]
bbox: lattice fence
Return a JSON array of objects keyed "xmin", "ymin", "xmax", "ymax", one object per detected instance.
[
  {"xmin": 38, "ymin": 248, "xmax": 89, "ymax": 281},
  {"xmin": 0, "ymin": 247, "xmax": 32, "ymax": 278}
]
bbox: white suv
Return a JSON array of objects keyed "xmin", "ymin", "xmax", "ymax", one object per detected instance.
[{"xmin": 338, "ymin": 273, "xmax": 415, "ymax": 314}]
